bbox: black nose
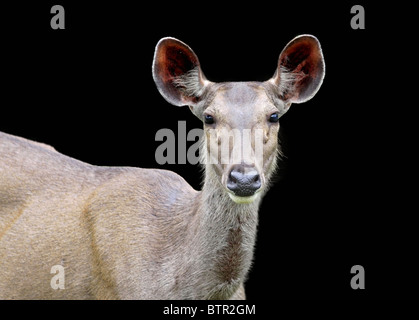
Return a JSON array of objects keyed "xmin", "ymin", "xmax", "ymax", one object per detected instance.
[{"xmin": 227, "ymin": 165, "xmax": 261, "ymax": 197}]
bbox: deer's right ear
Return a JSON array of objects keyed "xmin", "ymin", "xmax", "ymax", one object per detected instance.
[{"xmin": 152, "ymin": 37, "xmax": 209, "ymax": 107}]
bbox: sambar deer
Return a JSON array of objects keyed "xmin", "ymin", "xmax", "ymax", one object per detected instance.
[{"xmin": 0, "ymin": 35, "xmax": 325, "ymax": 299}]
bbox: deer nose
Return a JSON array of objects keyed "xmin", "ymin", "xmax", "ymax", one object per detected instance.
[{"xmin": 227, "ymin": 165, "xmax": 261, "ymax": 197}]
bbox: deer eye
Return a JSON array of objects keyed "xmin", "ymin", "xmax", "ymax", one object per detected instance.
[
  {"xmin": 204, "ymin": 114, "xmax": 215, "ymax": 125},
  {"xmin": 269, "ymin": 113, "xmax": 280, "ymax": 123}
]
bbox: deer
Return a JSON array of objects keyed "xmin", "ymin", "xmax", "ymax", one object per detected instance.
[{"xmin": 0, "ymin": 35, "xmax": 325, "ymax": 299}]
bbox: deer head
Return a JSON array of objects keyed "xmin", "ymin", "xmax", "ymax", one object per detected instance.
[{"xmin": 152, "ymin": 35, "xmax": 325, "ymax": 204}]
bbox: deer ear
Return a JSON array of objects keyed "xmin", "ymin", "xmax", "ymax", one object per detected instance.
[
  {"xmin": 271, "ymin": 35, "xmax": 325, "ymax": 104},
  {"xmin": 152, "ymin": 37, "xmax": 209, "ymax": 107}
]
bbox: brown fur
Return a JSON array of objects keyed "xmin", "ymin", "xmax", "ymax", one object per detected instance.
[{"xmin": 0, "ymin": 35, "xmax": 324, "ymax": 299}]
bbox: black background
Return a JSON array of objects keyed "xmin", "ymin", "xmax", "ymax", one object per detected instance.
[{"xmin": 0, "ymin": 1, "xmax": 417, "ymax": 301}]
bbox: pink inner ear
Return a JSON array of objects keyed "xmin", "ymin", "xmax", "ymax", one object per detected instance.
[
  {"xmin": 277, "ymin": 36, "xmax": 324, "ymax": 103},
  {"xmin": 280, "ymin": 42, "xmax": 316, "ymax": 74},
  {"xmin": 156, "ymin": 40, "xmax": 199, "ymax": 86},
  {"xmin": 153, "ymin": 38, "xmax": 203, "ymax": 106}
]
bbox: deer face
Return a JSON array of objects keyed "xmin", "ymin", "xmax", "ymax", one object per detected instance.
[
  {"xmin": 199, "ymin": 82, "xmax": 282, "ymax": 203},
  {"xmin": 152, "ymin": 36, "xmax": 325, "ymax": 204}
]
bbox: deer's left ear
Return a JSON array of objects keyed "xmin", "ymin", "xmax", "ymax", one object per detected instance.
[{"xmin": 270, "ymin": 35, "xmax": 325, "ymax": 104}]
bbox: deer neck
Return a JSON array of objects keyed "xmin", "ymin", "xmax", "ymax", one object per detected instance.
[{"xmin": 195, "ymin": 165, "xmax": 261, "ymax": 298}]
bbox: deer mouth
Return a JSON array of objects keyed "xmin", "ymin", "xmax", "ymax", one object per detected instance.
[
  {"xmin": 224, "ymin": 164, "xmax": 262, "ymax": 204},
  {"xmin": 227, "ymin": 192, "xmax": 261, "ymax": 204}
]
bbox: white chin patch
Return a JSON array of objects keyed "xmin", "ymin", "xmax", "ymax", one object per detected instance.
[{"xmin": 228, "ymin": 193, "xmax": 259, "ymax": 204}]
